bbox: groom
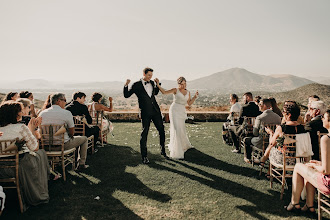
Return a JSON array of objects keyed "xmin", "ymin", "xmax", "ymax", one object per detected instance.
[{"xmin": 124, "ymin": 67, "xmax": 168, "ymax": 164}]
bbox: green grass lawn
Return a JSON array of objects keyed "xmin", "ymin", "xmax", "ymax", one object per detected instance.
[{"xmin": 2, "ymin": 122, "xmax": 326, "ymax": 219}]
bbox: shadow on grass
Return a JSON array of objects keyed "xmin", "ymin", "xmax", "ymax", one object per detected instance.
[
  {"xmin": 184, "ymin": 148, "xmax": 260, "ymax": 178},
  {"xmin": 1, "ymin": 144, "xmax": 171, "ymax": 220},
  {"xmin": 148, "ymin": 151, "xmax": 297, "ymax": 219}
]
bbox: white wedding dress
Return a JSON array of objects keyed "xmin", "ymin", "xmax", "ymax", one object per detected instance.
[{"xmin": 168, "ymin": 89, "xmax": 193, "ymax": 159}]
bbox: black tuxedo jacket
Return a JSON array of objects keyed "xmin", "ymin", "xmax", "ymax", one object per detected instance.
[
  {"xmin": 65, "ymin": 101, "xmax": 93, "ymax": 124},
  {"xmin": 123, "ymin": 80, "xmax": 161, "ymax": 116},
  {"xmin": 239, "ymin": 101, "xmax": 262, "ymax": 124}
]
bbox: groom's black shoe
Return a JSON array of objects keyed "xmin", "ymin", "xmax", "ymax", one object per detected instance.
[
  {"xmin": 161, "ymin": 151, "xmax": 169, "ymax": 159},
  {"xmin": 142, "ymin": 157, "xmax": 150, "ymax": 164}
]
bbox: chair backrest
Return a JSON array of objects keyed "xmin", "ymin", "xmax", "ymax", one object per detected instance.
[
  {"xmin": 282, "ymin": 134, "xmax": 308, "ymax": 165},
  {"xmin": 0, "ymin": 139, "xmax": 18, "ymax": 158},
  {"xmin": 73, "ymin": 116, "xmax": 86, "ymax": 136},
  {"xmin": 230, "ymin": 112, "xmax": 240, "ymax": 126},
  {"xmin": 89, "ymin": 110, "xmax": 104, "ymax": 127},
  {"xmin": 39, "ymin": 124, "xmax": 65, "ymax": 151},
  {"xmin": 262, "ymin": 123, "xmax": 278, "ymax": 149},
  {"xmin": 0, "ymin": 139, "xmax": 23, "ymax": 213},
  {"xmin": 244, "ymin": 117, "xmax": 256, "ymax": 135},
  {"xmin": 318, "ymin": 131, "xmax": 328, "ymax": 161}
]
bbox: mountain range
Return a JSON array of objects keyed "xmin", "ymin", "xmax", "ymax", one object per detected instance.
[{"xmin": 0, "ymin": 68, "xmax": 328, "ymax": 94}]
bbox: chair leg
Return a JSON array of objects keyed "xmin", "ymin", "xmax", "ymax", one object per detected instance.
[
  {"xmin": 101, "ymin": 130, "xmax": 104, "ymax": 147},
  {"xmin": 15, "ymin": 177, "xmax": 24, "ymax": 213},
  {"xmin": 280, "ymin": 170, "xmax": 286, "ymax": 200},
  {"xmin": 318, "ymin": 191, "xmax": 322, "ymax": 220},
  {"xmin": 270, "ymin": 164, "xmax": 273, "ymax": 188},
  {"xmin": 259, "ymin": 166, "xmax": 263, "ymax": 176},
  {"xmin": 72, "ymin": 150, "xmax": 76, "ymax": 171},
  {"xmin": 62, "ymin": 155, "xmax": 66, "ymax": 181}
]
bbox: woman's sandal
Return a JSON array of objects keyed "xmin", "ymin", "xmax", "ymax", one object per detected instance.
[
  {"xmin": 301, "ymin": 204, "xmax": 316, "ymax": 215},
  {"xmin": 284, "ymin": 202, "xmax": 301, "ymax": 212}
]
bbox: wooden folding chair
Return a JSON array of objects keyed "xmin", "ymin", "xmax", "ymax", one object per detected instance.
[
  {"xmin": 240, "ymin": 117, "xmax": 256, "ymax": 150},
  {"xmin": 269, "ymin": 134, "xmax": 309, "ymax": 200},
  {"xmin": 318, "ymin": 190, "xmax": 330, "ymax": 220},
  {"xmin": 0, "ymin": 139, "xmax": 23, "ymax": 213},
  {"xmin": 73, "ymin": 116, "xmax": 95, "ymax": 154},
  {"xmin": 39, "ymin": 125, "xmax": 75, "ymax": 181},
  {"xmin": 251, "ymin": 123, "xmax": 278, "ymax": 175},
  {"xmin": 222, "ymin": 112, "xmax": 239, "ymax": 145},
  {"xmin": 89, "ymin": 110, "xmax": 110, "ymax": 147}
]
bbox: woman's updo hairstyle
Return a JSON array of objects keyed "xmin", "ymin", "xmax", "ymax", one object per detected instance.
[
  {"xmin": 177, "ymin": 77, "xmax": 186, "ymax": 85},
  {"xmin": 283, "ymin": 102, "xmax": 300, "ymax": 121}
]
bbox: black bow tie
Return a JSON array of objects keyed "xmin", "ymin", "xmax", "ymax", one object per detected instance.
[{"xmin": 144, "ymin": 81, "xmax": 150, "ymax": 85}]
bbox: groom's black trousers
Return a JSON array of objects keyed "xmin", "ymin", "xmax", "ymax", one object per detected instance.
[{"xmin": 140, "ymin": 111, "xmax": 165, "ymax": 158}]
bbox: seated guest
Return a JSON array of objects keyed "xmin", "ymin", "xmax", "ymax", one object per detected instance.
[
  {"xmin": 1, "ymin": 92, "xmax": 18, "ymax": 104},
  {"xmin": 17, "ymin": 98, "xmax": 32, "ymax": 125},
  {"xmin": 254, "ymin": 96, "xmax": 262, "ymax": 105},
  {"xmin": 305, "ymin": 100, "xmax": 328, "ymax": 160},
  {"xmin": 226, "ymin": 94, "xmax": 241, "ymax": 123},
  {"xmin": 88, "ymin": 92, "xmax": 113, "ymax": 114},
  {"xmin": 229, "ymin": 94, "xmax": 241, "ymax": 115},
  {"xmin": 261, "ymin": 102, "xmax": 308, "ymax": 165},
  {"xmin": 243, "ymin": 99, "xmax": 281, "ymax": 163},
  {"xmin": 66, "ymin": 92, "xmax": 100, "ymax": 147},
  {"xmin": 269, "ymin": 97, "xmax": 283, "ymax": 117},
  {"xmin": 222, "ymin": 94, "xmax": 241, "ymax": 145},
  {"xmin": 38, "ymin": 94, "xmax": 52, "ymax": 115},
  {"xmin": 229, "ymin": 92, "xmax": 261, "ymax": 153},
  {"xmin": 19, "ymin": 91, "xmax": 37, "ymax": 117},
  {"xmin": 281, "ymin": 100, "xmax": 304, "ymax": 124},
  {"xmin": 304, "ymin": 95, "xmax": 320, "ymax": 123},
  {"xmin": 88, "ymin": 93, "xmax": 114, "ymax": 141},
  {"xmin": 39, "ymin": 93, "xmax": 89, "ymax": 170},
  {"xmin": 0, "ymin": 101, "xmax": 49, "ymax": 211},
  {"xmin": 285, "ymin": 109, "xmax": 330, "ymax": 214}
]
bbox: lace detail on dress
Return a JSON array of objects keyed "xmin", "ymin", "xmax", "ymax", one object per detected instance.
[
  {"xmin": 20, "ymin": 124, "xmax": 38, "ymax": 151},
  {"xmin": 0, "ymin": 124, "xmax": 38, "ymax": 154}
]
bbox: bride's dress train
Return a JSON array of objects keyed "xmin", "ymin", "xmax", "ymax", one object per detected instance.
[{"xmin": 168, "ymin": 89, "xmax": 193, "ymax": 159}]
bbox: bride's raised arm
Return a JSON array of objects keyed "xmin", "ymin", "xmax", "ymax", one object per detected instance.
[
  {"xmin": 154, "ymin": 78, "xmax": 176, "ymax": 95},
  {"xmin": 187, "ymin": 90, "xmax": 198, "ymax": 106}
]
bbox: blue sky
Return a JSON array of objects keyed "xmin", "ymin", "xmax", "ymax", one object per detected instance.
[{"xmin": 0, "ymin": 0, "xmax": 329, "ymax": 82}]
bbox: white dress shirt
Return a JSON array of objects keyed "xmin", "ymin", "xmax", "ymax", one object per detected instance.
[
  {"xmin": 230, "ymin": 102, "xmax": 241, "ymax": 113},
  {"xmin": 141, "ymin": 78, "xmax": 153, "ymax": 97}
]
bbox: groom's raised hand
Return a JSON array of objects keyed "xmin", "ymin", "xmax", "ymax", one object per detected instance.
[
  {"xmin": 125, "ymin": 79, "xmax": 131, "ymax": 86},
  {"xmin": 154, "ymin": 78, "xmax": 159, "ymax": 85}
]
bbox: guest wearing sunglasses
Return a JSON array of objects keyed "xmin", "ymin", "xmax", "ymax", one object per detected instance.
[{"xmin": 39, "ymin": 93, "xmax": 89, "ymax": 170}]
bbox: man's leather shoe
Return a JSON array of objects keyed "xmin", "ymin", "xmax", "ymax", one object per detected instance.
[
  {"xmin": 76, "ymin": 164, "xmax": 89, "ymax": 171},
  {"xmin": 142, "ymin": 157, "xmax": 150, "ymax": 164}
]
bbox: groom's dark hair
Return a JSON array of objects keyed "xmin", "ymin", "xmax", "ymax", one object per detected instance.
[{"xmin": 143, "ymin": 67, "xmax": 153, "ymax": 74}]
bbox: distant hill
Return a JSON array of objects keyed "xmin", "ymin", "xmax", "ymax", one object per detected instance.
[
  {"xmin": 0, "ymin": 92, "xmax": 5, "ymax": 102},
  {"xmin": 307, "ymin": 76, "xmax": 330, "ymax": 85},
  {"xmin": 188, "ymin": 68, "xmax": 315, "ymax": 93},
  {"xmin": 272, "ymin": 83, "xmax": 330, "ymax": 107}
]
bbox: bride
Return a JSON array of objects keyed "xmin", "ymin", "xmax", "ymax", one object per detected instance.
[{"xmin": 154, "ymin": 77, "xmax": 198, "ymax": 159}]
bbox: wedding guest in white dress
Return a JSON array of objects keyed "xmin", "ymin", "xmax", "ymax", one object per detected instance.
[{"xmin": 154, "ymin": 77, "xmax": 198, "ymax": 159}]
